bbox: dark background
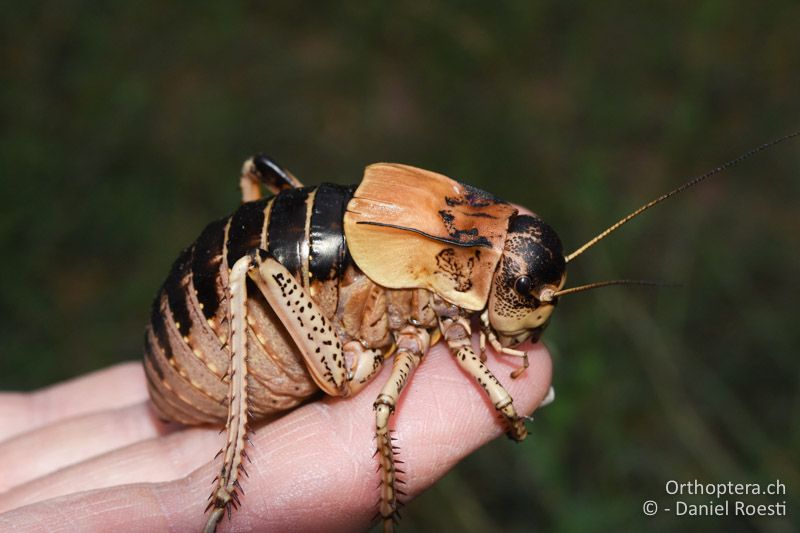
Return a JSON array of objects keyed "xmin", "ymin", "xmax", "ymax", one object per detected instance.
[{"xmin": 1, "ymin": 3, "xmax": 798, "ymax": 532}]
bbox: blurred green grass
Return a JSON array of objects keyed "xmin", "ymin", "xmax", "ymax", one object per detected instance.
[{"xmin": 1, "ymin": 2, "xmax": 798, "ymax": 532}]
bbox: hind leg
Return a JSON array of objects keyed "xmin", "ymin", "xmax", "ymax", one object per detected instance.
[
  {"xmin": 248, "ymin": 253, "xmax": 386, "ymax": 396},
  {"xmin": 240, "ymin": 154, "xmax": 305, "ymax": 201},
  {"xmin": 204, "ymin": 253, "xmax": 259, "ymax": 532},
  {"xmin": 251, "ymin": 253, "xmax": 431, "ymax": 531},
  {"xmin": 204, "ymin": 251, "xmax": 388, "ymax": 532}
]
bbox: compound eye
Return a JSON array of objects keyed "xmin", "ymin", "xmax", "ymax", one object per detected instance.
[{"xmin": 514, "ymin": 275, "xmax": 532, "ymax": 296}]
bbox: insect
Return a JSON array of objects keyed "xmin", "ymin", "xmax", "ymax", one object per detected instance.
[{"xmin": 143, "ymin": 133, "xmax": 797, "ymax": 532}]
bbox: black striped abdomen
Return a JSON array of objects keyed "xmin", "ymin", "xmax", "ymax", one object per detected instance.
[
  {"xmin": 260, "ymin": 184, "xmax": 355, "ymax": 286},
  {"xmin": 309, "ymin": 183, "xmax": 354, "ymax": 281},
  {"xmin": 144, "ymin": 184, "xmax": 355, "ymax": 425}
]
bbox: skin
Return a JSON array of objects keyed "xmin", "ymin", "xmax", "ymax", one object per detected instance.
[{"xmin": 0, "ymin": 337, "xmax": 551, "ymax": 532}]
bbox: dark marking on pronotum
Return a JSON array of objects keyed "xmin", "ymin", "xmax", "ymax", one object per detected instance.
[
  {"xmin": 438, "ymin": 209, "xmax": 455, "ymax": 226},
  {"xmin": 434, "ymin": 248, "xmax": 477, "ymax": 292},
  {"xmin": 357, "ymin": 220, "xmax": 492, "ymax": 248},
  {"xmin": 462, "ymin": 211, "xmax": 496, "ymax": 218},
  {"xmin": 445, "ymin": 182, "xmax": 506, "ymax": 208},
  {"xmin": 438, "ymin": 209, "xmax": 489, "ymax": 244}
]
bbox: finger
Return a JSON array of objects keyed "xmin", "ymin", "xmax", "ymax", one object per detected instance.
[
  {"xmin": 0, "ymin": 362, "xmax": 148, "ymax": 441},
  {"xmin": 0, "ymin": 339, "xmax": 546, "ymax": 509},
  {"xmin": 0, "ymin": 422, "xmax": 219, "ymax": 514},
  {"xmin": 0, "ymin": 340, "xmax": 551, "ymax": 531},
  {"xmin": 0, "ymin": 401, "xmax": 175, "ymax": 495}
]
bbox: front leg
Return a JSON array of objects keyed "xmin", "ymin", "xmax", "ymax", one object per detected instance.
[
  {"xmin": 479, "ymin": 310, "xmax": 529, "ymax": 378},
  {"xmin": 439, "ymin": 314, "xmax": 527, "ymax": 442}
]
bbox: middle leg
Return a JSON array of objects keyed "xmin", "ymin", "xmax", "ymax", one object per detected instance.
[{"xmin": 373, "ymin": 325, "xmax": 430, "ymax": 533}]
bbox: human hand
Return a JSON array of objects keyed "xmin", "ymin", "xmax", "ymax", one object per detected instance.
[{"xmin": 0, "ymin": 339, "xmax": 551, "ymax": 532}]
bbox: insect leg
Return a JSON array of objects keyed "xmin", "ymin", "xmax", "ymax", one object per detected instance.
[
  {"xmin": 247, "ymin": 252, "xmax": 350, "ymax": 396},
  {"xmin": 373, "ymin": 325, "xmax": 430, "ymax": 533},
  {"xmin": 440, "ymin": 315, "xmax": 528, "ymax": 442},
  {"xmin": 479, "ymin": 310, "xmax": 529, "ymax": 378},
  {"xmin": 344, "ymin": 340, "xmax": 386, "ymax": 395},
  {"xmin": 240, "ymin": 154, "xmax": 304, "ymax": 201},
  {"xmin": 205, "ymin": 253, "xmax": 258, "ymax": 533}
]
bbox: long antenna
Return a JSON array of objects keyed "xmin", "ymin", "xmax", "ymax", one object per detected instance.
[
  {"xmin": 551, "ymin": 279, "xmax": 674, "ymax": 299},
  {"xmin": 565, "ymin": 131, "xmax": 800, "ymax": 263}
]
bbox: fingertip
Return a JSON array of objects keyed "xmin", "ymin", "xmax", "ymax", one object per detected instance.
[{"xmin": 491, "ymin": 340, "xmax": 553, "ymax": 415}]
